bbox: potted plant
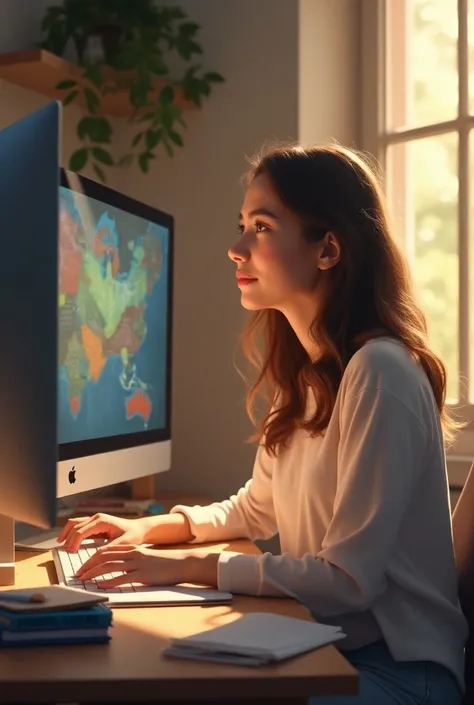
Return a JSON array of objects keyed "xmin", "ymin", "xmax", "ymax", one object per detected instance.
[{"xmin": 41, "ymin": 0, "xmax": 224, "ymax": 181}]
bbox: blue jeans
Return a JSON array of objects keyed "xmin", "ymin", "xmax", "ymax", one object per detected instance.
[{"xmin": 309, "ymin": 640, "xmax": 462, "ymax": 704}]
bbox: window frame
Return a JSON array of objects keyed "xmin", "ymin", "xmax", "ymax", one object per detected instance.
[{"xmin": 361, "ymin": 0, "xmax": 474, "ymax": 460}]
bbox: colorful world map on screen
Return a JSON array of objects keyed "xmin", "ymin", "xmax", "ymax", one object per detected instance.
[{"xmin": 57, "ymin": 187, "xmax": 169, "ymax": 446}]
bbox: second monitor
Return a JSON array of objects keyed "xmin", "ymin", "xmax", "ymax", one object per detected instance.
[{"xmin": 57, "ymin": 171, "xmax": 173, "ymax": 497}]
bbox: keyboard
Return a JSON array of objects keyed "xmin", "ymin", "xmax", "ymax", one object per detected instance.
[{"xmin": 52, "ymin": 545, "xmax": 233, "ymax": 607}]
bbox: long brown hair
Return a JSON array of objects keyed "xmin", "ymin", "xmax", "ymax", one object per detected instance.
[{"xmin": 241, "ymin": 143, "xmax": 460, "ymax": 456}]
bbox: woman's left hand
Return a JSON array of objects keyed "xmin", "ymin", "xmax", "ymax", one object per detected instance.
[{"xmin": 75, "ymin": 544, "xmax": 219, "ymax": 588}]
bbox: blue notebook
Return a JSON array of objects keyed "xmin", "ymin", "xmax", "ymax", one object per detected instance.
[
  {"xmin": 0, "ymin": 628, "xmax": 111, "ymax": 646},
  {"xmin": 0, "ymin": 602, "xmax": 112, "ymax": 632}
]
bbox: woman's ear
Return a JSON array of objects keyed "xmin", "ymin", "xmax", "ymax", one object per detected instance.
[{"xmin": 317, "ymin": 231, "xmax": 341, "ymax": 271}]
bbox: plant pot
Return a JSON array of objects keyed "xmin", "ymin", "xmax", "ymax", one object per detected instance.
[{"xmin": 74, "ymin": 24, "xmax": 123, "ymax": 66}]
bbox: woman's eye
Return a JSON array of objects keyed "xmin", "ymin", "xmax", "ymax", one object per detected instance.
[{"xmin": 237, "ymin": 221, "xmax": 270, "ymax": 235}]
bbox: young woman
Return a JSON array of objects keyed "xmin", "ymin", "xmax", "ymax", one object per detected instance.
[{"xmin": 58, "ymin": 144, "xmax": 468, "ymax": 705}]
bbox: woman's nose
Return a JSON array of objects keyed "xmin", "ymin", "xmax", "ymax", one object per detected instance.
[{"xmin": 228, "ymin": 241, "xmax": 250, "ymax": 263}]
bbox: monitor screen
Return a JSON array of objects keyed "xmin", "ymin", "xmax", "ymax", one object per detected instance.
[{"xmin": 58, "ymin": 171, "xmax": 173, "ymax": 464}]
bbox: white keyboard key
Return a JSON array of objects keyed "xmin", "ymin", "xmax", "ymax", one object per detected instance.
[
  {"xmin": 65, "ymin": 578, "xmax": 83, "ymax": 587},
  {"xmin": 69, "ymin": 554, "xmax": 83, "ymax": 574}
]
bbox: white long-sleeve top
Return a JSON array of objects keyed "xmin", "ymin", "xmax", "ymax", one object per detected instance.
[{"xmin": 171, "ymin": 338, "xmax": 468, "ymax": 690}]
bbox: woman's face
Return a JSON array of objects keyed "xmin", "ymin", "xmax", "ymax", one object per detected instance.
[{"xmin": 229, "ymin": 173, "xmax": 330, "ymax": 315}]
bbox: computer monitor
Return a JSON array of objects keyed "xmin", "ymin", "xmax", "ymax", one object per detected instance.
[
  {"xmin": 0, "ymin": 102, "xmax": 60, "ymax": 584},
  {"xmin": 56, "ymin": 171, "xmax": 173, "ymax": 497}
]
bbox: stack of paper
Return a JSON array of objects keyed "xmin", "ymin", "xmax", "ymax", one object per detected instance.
[{"xmin": 164, "ymin": 612, "xmax": 346, "ymax": 666}]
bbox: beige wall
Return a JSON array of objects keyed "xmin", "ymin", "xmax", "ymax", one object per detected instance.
[
  {"xmin": 0, "ymin": 1, "xmax": 361, "ymax": 504},
  {"xmin": 299, "ymin": 0, "xmax": 361, "ymax": 146}
]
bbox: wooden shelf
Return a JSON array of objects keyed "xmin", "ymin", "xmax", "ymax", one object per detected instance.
[{"xmin": 0, "ymin": 49, "xmax": 194, "ymax": 117}]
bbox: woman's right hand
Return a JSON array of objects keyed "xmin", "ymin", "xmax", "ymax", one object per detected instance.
[{"xmin": 57, "ymin": 513, "xmax": 149, "ymax": 553}]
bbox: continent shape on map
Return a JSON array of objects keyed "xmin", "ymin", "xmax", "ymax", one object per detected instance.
[{"xmin": 58, "ymin": 201, "xmax": 162, "ymax": 430}]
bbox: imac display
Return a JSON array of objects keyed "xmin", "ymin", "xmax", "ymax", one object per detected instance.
[{"xmin": 57, "ymin": 171, "xmax": 173, "ymax": 496}]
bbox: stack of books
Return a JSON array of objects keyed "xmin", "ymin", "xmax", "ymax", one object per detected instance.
[{"xmin": 0, "ymin": 586, "xmax": 113, "ymax": 646}]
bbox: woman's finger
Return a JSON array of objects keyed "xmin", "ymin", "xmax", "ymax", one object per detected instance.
[
  {"xmin": 57, "ymin": 517, "xmax": 91, "ymax": 543},
  {"xmin": 65, "ymin": 519, "xmax": 113, "ymax": 553},
  {"xmin": 77, "ymin": 561, "xmax": 131, "ymax": 581},
  {"xmin": 62, "ymin": 522, "xmax": 95, "ymax": 550},
  {"xmin": 76, "ymin": 548, "xmax": 137, "ymax": 576}
]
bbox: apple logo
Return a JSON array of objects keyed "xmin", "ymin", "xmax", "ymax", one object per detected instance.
[{"xmin": 68, "ymin": 466, "xmax": 76, "ymax": 484}]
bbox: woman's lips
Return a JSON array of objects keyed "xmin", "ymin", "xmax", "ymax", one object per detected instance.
[{"xmin": 237, "ymin": 276, "xmax": 258, "ymax": 286}]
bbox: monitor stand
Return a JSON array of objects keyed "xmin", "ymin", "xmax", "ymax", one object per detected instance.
[
  {"xmin": 131, "ymin": 475, "xmax": 156, "ymax": 499},
  {"xmin": 0, "ymin": 515, "xmax": 15, "ymax": 585}
]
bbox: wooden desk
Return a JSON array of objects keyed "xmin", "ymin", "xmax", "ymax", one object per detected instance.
[{"xmin": 0, "ymin": 496, "xmax": 358, "ymax": 703}]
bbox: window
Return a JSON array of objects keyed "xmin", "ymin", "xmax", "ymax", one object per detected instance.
[{"xmin": 362, "ymin": 0, "xmax": 474, "ymax": 458}]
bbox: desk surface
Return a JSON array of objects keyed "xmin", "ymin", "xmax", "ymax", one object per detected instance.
[{"xmin": 0, "ymin": 495, "xmax": 358, "ymax": 703}]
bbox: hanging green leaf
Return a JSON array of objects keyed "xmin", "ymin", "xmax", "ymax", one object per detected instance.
[
  {"xmin": 200, "ymin": 80, "xmax": 211, "ymax": 97},
  {"xmin": 159, "ymin": 85, "xmax": 174, "ymax": 105},
  {"xmin": 146, "ymin": 128, "xmax": 163, "ymax": 150},
  {"xmin": 83, "ymin": 63, "xmax": 103, "ymax": 89},
  {"xmin": 78, "ymin": 116, "xmax": 112, "ymax": 143},
  {"xmin": 92, "ymin": 147, "xmax": 114, "ymax": 165},
  {"xmin": 63, "ymin": 90, "xmax": 79, "ymax": 106},
  {"xmin": 162, "ymin": 138, "xmax": 174, "ymax": 158},
  {"xmin": 56, "ymin": 79, "xmax": 78, "ymax": 90},
  {"xmin": 69, "ymin": 148, "xmax": 88, "ymax": 172},
  {"xmin": 168, "ymin": 130, "xmax": 183, "ymax": 147},
  {"xmin": 132, "ymin": 132, "xmax": 144, "ymax": 147},
  {"xmin": 130, "ymin": 73, "xmax": 153, "ymax": 108},
  {"xmin": 84, "ymin": 87, "xmax": 100, "ymax": 114},
  {"xmin": 175, "ymin": 36, "xmax": 203, "ymax": 61},
  {"xmin": 204, "ymin": 72, "xmax": 225, "ymax": 83},
  {"xmin": 179, "ymin": 22, "xmax": 200, "ymax": 37},
  {"xmin": 181, "ymin": 71, "xmax": 203, "ymax": 105},
  {"xmin": 138, "ymin": 151, "xmax": 156, "ymax": 173},
  {"xmin": 93, "ymin": 163, "xmax": 106, "ymax": 183},
  {"xmin": 160, "ymin": 103, "xmax": 175, "ymax": 131}
]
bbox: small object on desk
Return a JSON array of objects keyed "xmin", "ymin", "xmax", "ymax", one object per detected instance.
[
  {"xmin": 0, "ymin": 601, "xmax": 112, "ymax": 631},
  {"xmin": 145, "ymin": 503, "xmax": 165, "ymax": 515},
  {"xmin": 164, "ymin": 612, "xmax": 346, "ymax": 666},
  {"xmin": 0, "ymin": 591, "xmax": 45, "ymax": 604},
  {"xmin": 0, "ymin": 585, "xmax": 108, "ymax": 613}
]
